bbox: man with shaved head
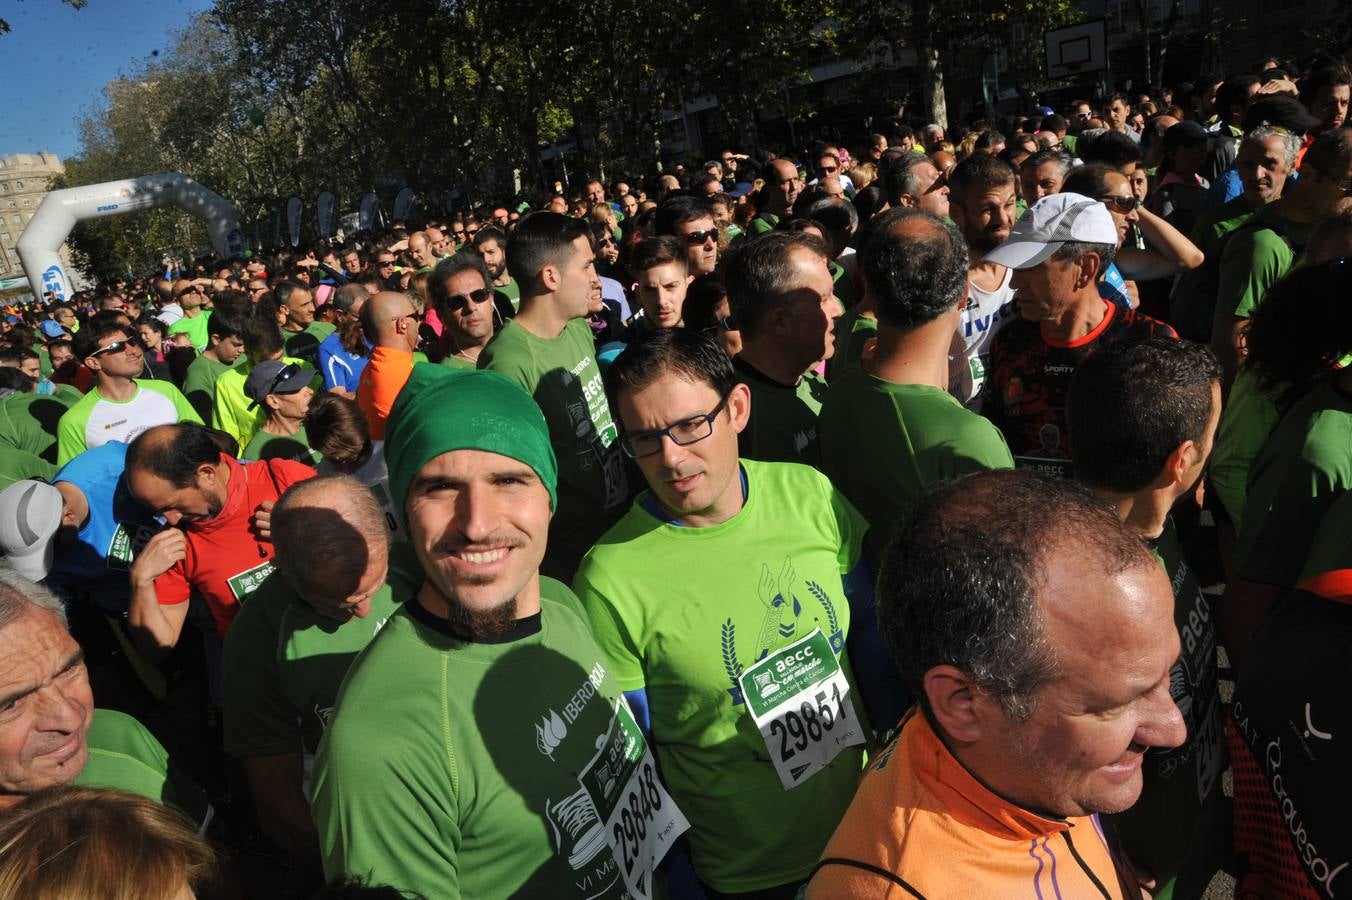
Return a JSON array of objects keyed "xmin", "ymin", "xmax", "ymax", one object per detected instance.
[
  {"xmin": 356, "ymin": 291, "xmax": 422, "ymax": 439},
  {"xmin": 125, "ymin": 423, "xmax": 315, "ymax": 656},
  {"xmin": 751, "ymin": 158, "xmax": 804, "ymax": 233},
  {"xmin": 224, "ymin": 474, "xmax": 417, "ymax": 870}
]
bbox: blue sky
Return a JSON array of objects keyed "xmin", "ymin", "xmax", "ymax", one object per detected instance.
[{"xmin": 0, "ymin": 0, "xmax": 211, "ymax": 160}]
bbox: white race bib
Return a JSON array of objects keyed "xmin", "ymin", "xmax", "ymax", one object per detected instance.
[
  {"xmin": 578, "ymin": 700, "xmax": 688, "ymax": 899},
  {"xmin": 738, "ymin": 628, "xmax": 864, "ymax": 790}
]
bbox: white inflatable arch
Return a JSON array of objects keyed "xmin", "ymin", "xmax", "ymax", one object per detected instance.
[{"xmin": 17, "ymin": 172, "xmax": 243, "ymax": 301}]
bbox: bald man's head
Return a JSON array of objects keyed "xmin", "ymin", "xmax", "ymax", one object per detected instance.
[
  {"xmin": 359, "ymin": 291, "xmax": 420, "ymax": 352},
  {"xmin": 408, "ymin": 231, "xmax": 434, "ymax": 268},
  {"xmin": 271, "ymin": 474, "xmax": 389, "ymax": 620}
]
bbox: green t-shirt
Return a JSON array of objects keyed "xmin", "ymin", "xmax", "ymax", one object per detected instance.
[
  {"xmin": 819, "ymin": 370, "xmax": 1014, "ymax": 560},
  {"xmin": 1111, "ymin": 519, "xmax": 1228, "ymax": 899},
  {"xmin": 495, "ymin": 277, "xmax": 521, "ymax": 312},
  {"xmin": 732, "ymin": 356, "xmax": 827, "ymax": 468},
  {"xmin": 1216, "ymin": 207, "xmax": 1310, "ymax": 320},
  {"xmin": 829, "ymin": 259, "xmax": 855, "ymax": 309},
  {"xmin": 0, "ymin": 447, "xmax": 55, "ymax": 490},
  {"xmin": 1210, "ymin": 366, "xmax": 1283, "ymax": 529},
  {"xmin": 439, "ymin": 353, "xmax": 477, "ymax": 371},
  {"xmin": 213, "ymin": 355, "xmax": 306, "ymax": 454},
  {"xmin": 312, "ymin": 581, "xmax": 640, "ymax": 899},
  {"xmin": 0, "ymin": 388, "xmax": 78, "ymax": 463},
  {"xmin": 478, "ymin": 318, "xmax": 629, "ymax": 579},
  {"xmin": 222, "ymin": 556, "xmax": 416, "ymax": 758},
  {"xmin": 1237, "ymin": 380, "xmax": 1352, "ymax": 588},
  {"xmin": 74, "ymin": 708, "xmax": 210, "ymax": 826},
  {"xmin": 827, "ymin": 310, "xmax": 877, "ymax": 383},
  {"xmin": 56, "ymin": 380, "xmax": 202, "ymax": 465},
  {"xmin": 1298, "ymin": 489, "xmax": 1352, "ymax": 586},
  {"xmin": 284, "ymin": 321, "xmax": 337, "ymax": 366},
  {"xmin": 182, "ymin": 353, "xmax": 234, "ymax": 424},
  {"xmin": 1169, "ymin": 196, "xmax": 1256, "ymax": 341},
  {"xmin": 241, "ymin": 424, "xmax": 323, "ymax": 466},
  {"xmin": 573, "ymin": 459, "xmax": 869, "ymax": 893},
  {"xmin": 749, "ymin": 213, "xmax": 781, "ymax": 235},
  {"xmin": 167, "ymin": 310, "xmax": 211, "ymax": 351}
]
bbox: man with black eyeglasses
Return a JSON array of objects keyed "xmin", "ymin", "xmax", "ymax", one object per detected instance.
[
  {"xmin": 810, "ymin": 152, "xmax": 855, "ymax": 199},
  {"xmin": 575, "ymin": 326, "xmax": 901, "ymax": 900},
  {"xmin": 56, "ymin": 323, "xmax": 201, "ymax": 465},
  {"xmin": 430, "ymin": 253, "xmax": 499, "ymax": 370},
  {"xmin": 655, "ymin": 195, "xmax": 721, "ymax": 276}
]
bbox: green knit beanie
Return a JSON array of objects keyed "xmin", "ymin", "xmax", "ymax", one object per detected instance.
[{"xmin": 384, "ymin": 364, "xmax": 558, "ymax": 523}]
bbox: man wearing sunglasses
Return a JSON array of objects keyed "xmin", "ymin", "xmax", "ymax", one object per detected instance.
[
  {"xmin": 241, "ymin": 360, "xmax": 321, "ymax": 466},
  {"xmin": 56, "ymin": 324, "xmax": 201, "ymax": 465},
  {"xmin": 655, "ymin": 196, "xmax": 721, "ymax": 276},
  {"xmin": 430, "ymin": 253, "xmax": 499, "ymax": 370},
  {"xmin": 165, "ymin": 280, "xmax": 212, "ymax": 351},
  {"xmin": 576, "ymin": 327, "xmax": 900, "ymax": 899},
  {"xmin": 355, "ymin": 292, "xmax": 425, "ymax": 440}
]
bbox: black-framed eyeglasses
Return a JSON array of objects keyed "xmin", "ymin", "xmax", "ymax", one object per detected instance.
[
  {"xmin": 684, "ymin": 228, "xmax": 719, "ymax": 246},
  {"xmin": 378, "ymin": 259, "xmax": 396, "ymax": 268},
  {"xmin": 91, "ymin": 336, "xmax": 142, "ymax": 357},
  {"xmin": 445, "ymin": 287, "xmax": 493, "ymax": 312},
  {"xmin": 1099, "ymin": 195, "xmax": 1143, "ymax": 213},
  {"xmin": 620, "ymin": 390, "xmax": 732, "ymax": 459}
]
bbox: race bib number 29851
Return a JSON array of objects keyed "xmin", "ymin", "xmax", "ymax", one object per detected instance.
[{"xmin": 738, "ymin": 628, "xmax": 864, "ymax": 790}]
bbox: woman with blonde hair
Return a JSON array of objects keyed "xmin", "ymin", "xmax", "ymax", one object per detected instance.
[{"xmin": 0, "ymin": 785, "xmax": 216, "ymax": 899}]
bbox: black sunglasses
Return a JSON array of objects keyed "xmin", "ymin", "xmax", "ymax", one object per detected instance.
[
  {"xmin": 249, "ymin": 363, "xmax": 303, "ymax": 409},
  {"xmin": 1099, "ymin": 195, "xmax": 1143, "ymax": 213},
  {"xmin": 91, "ymin": 336, "xmax": 142, "ymax": 357},
  {"xmin": 446, "ymin": 287, "xmax": 493, "ymax": 312},
  {"xmin": 684, "ymin": 228, "xmax": 719, "ymax": 245}
]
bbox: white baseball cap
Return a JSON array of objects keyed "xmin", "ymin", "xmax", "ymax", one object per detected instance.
[
  {"xmin": 0, "ymin": 480, "xmax": 63, "ymax": 582},
  {"xmin": 984, "ymin": 192, "xmax": 1118, "ymax": 270}
]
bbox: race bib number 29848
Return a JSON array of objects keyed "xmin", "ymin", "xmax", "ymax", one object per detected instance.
[
  {"xmin": 738, "ymin": 628, "xmax": 865, "ymax": 790},
  {"xmin": 578, "ymin": 700, "xmax": 688, "ymax": 900}
]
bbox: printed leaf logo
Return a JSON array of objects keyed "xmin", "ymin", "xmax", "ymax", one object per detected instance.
[{"xmin": 535, "ymin": 709, "xmax": 567, "ymax": 760}]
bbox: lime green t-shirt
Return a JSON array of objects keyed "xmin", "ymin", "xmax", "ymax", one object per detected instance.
[
  {"xmin": 819, "ymin": 369, "xmax": 1014, "ymax": 560},
  {"xmin": 167, "ymin": 310, "xmax": 211, "ymax": 351},
  {"xmin": 182, "ymin": 353, "xmax": 234, "ymax": 424},
  {"xmin": 1216, "ymin": 207, "xmax": 1310, "ymax": 320},
  {"xmin": 1169, "ymin": 196, "xmax": 1257, "ymax": 341},
  {"xmin": 478, "ymin": 318, "xmax": 629, "ymax": 579},
  {"xmin": 56, "ymin": 379, "xmax": 202, "ymax": 465},
  {"xmin": 312, "ymin": 581, "xmax": 641, "ymax": 899},
  {"xmin": 1237, "ymin": 379, "xmax": 1352, "ymax": 588},
  {"xmin": 0, "ymin": 389, "xmax": 78, "ymax": 463},
  {"xmin": 74, "ymin": 708, "xmax": 210, "ymax": 826},
  {"xmin": 241, "ymin": 424, "xmax": 323, "ymax": 466},
  {"xmin": 573, "ymin": 459, "xmax": 869, "ymax": 893},
  {"xmin": 222, "ymin": 558, "xmax": 415, "ymax": 758},
  {"xmin": 213, "ymin": 355, "xmax": 306, "ymax": 454},
  {"xmin": 1210, "ymin": 366, "xmax": 1284, "ymax": 529},
  {"xmin": 1111, "ymin": 519, "xmax": 1228, "ymax": 899},
  {"xmin": 732, "ymin": 356, "xmax": 828, "ymax": 468},
  {"xmin": 284, "ymin": 321, "xmax": 337, "ymax": 366}
]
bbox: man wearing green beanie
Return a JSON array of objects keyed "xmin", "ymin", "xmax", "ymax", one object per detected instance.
[{"xmin": 311, "ymin": 364, "xmax": 688, "ymax": 899}]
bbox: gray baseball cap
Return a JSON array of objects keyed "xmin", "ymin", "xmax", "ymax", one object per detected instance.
[{"xmin": 0, "ymin": 480, "xmax": 63, "ymax": 582}]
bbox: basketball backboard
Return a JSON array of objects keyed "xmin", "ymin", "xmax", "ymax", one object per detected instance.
[{"xmin": 1045, "ymin": 21, "xmax": 1108, "ymax": 78}]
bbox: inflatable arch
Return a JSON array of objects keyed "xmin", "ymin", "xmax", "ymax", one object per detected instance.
[{"xmin": 17, "ymin": 172, "xmax": 244, "ymax": 302}]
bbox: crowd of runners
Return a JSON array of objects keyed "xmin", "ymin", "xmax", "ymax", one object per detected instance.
[{"xmin": 0, "ymin": 48, "xmax": 1350, "ymax": 900}]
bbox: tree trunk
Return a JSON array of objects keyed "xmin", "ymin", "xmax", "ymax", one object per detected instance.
[
  {"xmin": 1152, "ymin": 0, "xmax": 1184, "ymax": 87},
  {"xmin": 913, "ymin": 0, "xmax": 948, "ymax": 132}
]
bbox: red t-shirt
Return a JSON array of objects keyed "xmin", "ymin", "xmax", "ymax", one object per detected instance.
[{"xmin": 154, "ymin": 454, "xmax": 314, "ymax": 636}]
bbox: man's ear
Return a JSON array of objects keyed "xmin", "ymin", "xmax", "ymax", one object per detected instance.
[
  {"xmin": 1163, "ymin": 439, "xmax": 1199, "ymax": 489},
  {"xmin": 923, "ymin": 665, "xmax": 984, "ymax": 744},
  {"xmin": 539, "ymin": 263, "xmax": 562, "ymax": 293}
]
